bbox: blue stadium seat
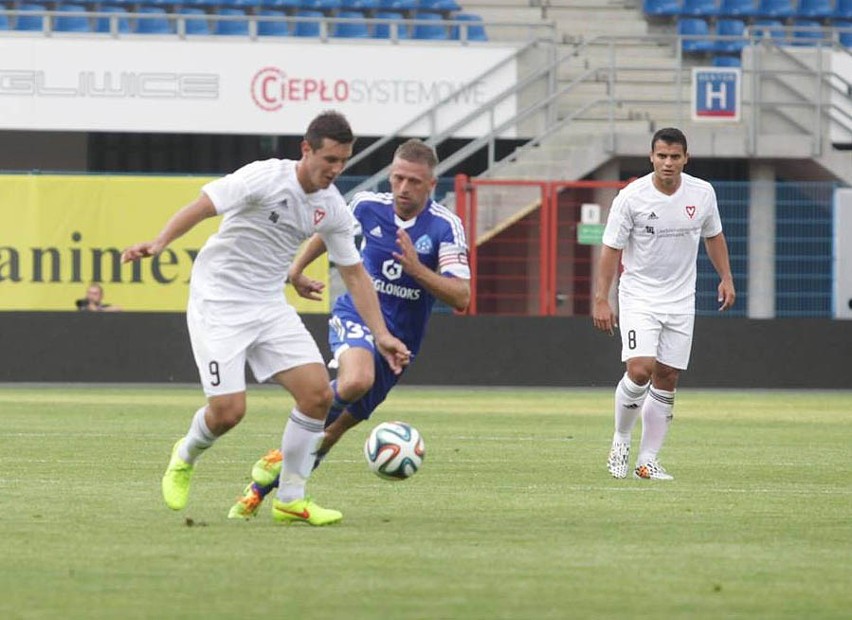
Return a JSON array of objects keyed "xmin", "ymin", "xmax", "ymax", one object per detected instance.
[
  {"xmin": 417, "ymin": 0, "xmax": 462, "ymax": 12},
  {"xmin": 257, "ymin": 8, "xmax": 290, "ymax": 35},
  {"xmin": 340, "ymin": 0, "xmax": 380, "ymax": 9},
  {"xmin": 293, "ymin": 9, "xmax": 322, "ymax": 36},
  {"xmin": 715, "ymin": 18, "xmax": 747, "ymax": 52},
  {"xmin": 642, "ymin": 0, "xmax": 682, "ymax": 17},
  {"xmin": 712, "ymin": 54, "xmax": 742, "ymax": 65},
  {"xmin": 719, "ymin": 0, "xmax": 759, "ymax": 17},
  {"xmin": 135, "ymin": 7, "xmax": 173, "ymax": 34},
  {"xmin": 677, "ymin": 17, "xmax": 715, "ymax": 52},
  {"xmin": 836, "ymin": 19, "xmax": 852, "ymax": 45},
  {"xmin": 259, "ymin": 0, "xmax": 301, "ymax": 9},
  {"xmin": 95, "ymin": 6, "xmax": 131, "ymax": 33},
  {"xmin": 15, "ymin": 4, "xmax": 45, "ymax": 31},
  {"xmin": 55, "ymin": 4, "xmax": 92, "ymax": 32},
  {"xmin": 797, "ymin": 0, "xmax": 834, "ymax": 19},
  {"xmin": 214, "ymin": 8, "xmax": 249, "ymax": 34},
  {"xmin": 178, "ymin": 8, "xmax": 210, "ymax": 35},
  {"xmin": 757, "ymin": 0, "xmax": 795, "ymax": 18},
  {"xmin": 750, "ymin": 18, "xmax": 786, "ymax": 40},
  {"xmin": 220, "ymin": 0, "xmax": 262, "ymax": 9},
  {"xmin": 412, "ymin": 11, "xmax": 448, "ymax": 39},
  {"xmin": 790, "ymin": 18, "xmax": 827, "ymax": 44},
  {"xmin": 681, "ymin": 0, "xmax": 720, "ymax": 17},
  {"xmin": 372, "ymin": 10, "xmax": 409, "ymax": 38},
  {"xmin": 836, "ymin": 0, "xmax": 852, "ymax": 18},
  {"xmin": 332, "ymin": 10, "xmax": 369, "ymax": 37},
  {"xmin": 299, "ymin": 0, "xmax": 342, "ymax": 12},
  {"xmin": 0, "ymin": 13, "xmax": 9, "ymax": 31},
  {"xmin": 451, "ymin": 12, "xmax": 487, "ymax": 41}
]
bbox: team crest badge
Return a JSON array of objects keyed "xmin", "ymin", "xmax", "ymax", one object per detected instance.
[
  {"xmin": 414, "ymin": 234, "xmax": 434, "ymax": 254},
  {"xmin": 685, "ymin": 205, "xmax": 696, "ymax": 219},
  {"xmin": 313, "ymin": 209, "xmax": 326, "ymax": 225}
]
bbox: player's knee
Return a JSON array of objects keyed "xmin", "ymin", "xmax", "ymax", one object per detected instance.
[
  {"xmin": 207, "ymin": 399, "xmax": 246, "ymax": 432},
  {"xmin": 297, "ymin": 384, "xmax": 333, "ymax": 418},
  {"xmin": 338, "ymin": 374, "xmax": 372, "ymax": 401}
]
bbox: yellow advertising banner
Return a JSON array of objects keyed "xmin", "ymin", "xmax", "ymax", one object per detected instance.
[{"xmin": 0, "ymin": 174, "xmax": 330, "ymax": 313}]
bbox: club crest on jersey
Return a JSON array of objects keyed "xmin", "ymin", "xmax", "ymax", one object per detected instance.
[
  {"xmin": 414, "ymin": 234, "xmax": 433, "ymax": 254},
  {"xmin": 685, "ymin": 205, "xmax": 696, "ymax": 219},
  {"xmin": 313, "ymin": 209, "xmax": 326, "ymax": 225}
]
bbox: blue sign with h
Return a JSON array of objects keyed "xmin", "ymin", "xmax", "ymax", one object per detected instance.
[{"xmin": 692, "ymin": 67, "xmax": 741, "ymax": 122}]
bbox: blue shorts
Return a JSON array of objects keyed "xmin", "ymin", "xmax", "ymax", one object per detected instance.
[{"xmin": 328, "ymin": 312, "xmax": 406, "ymax": 421}]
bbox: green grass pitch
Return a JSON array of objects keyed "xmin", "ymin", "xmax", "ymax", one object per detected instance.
[{"xmin": 1, "ymin": 385, "xmax": 850, "ymax": 619}]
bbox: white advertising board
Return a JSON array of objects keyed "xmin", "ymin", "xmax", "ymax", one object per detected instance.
[
  {"xmin": 0, "ymin": 38, "xmax": 518, "ymax": 137},
  {"xmin": 831, "ymin": 52, "xmax": 852, "ymax": 146}
]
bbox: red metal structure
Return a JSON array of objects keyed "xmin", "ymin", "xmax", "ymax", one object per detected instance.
[{"xmin": 454, "ymin": 175, "xmax": 629, "ymax": 316}]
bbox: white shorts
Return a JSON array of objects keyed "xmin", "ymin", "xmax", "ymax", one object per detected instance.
[
  {"xmin": 186, "ymin": 294, "xmax": 324, "ymax": 397},
  {"xmin": 617, "ymin": 309, "xmax": 695, "ymax": 370}
]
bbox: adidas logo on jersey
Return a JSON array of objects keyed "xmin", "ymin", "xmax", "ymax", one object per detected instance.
[
  {"xmin": 369, "ymin": 226, "xmax": 383, "ymax": 238},
  {"xmin": 647, "ymin": 212, "xmax": 659, "ymax": 220}
]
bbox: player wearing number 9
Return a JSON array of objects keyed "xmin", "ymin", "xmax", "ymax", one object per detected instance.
[{"xmin": 227, "ymin": 139, "xmax": 471, "ymax": 519}]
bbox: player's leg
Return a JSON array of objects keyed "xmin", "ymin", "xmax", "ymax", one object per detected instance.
[
  {"xmin": 634, "ymin": 313, "xmax": 692, "ymax": 481},
  {"xmin": 608, "ymin": 310, "xmax": 659, "ymax": 478}
]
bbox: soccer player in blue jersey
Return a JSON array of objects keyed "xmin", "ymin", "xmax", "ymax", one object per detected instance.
[{"xmin": 228, "ymin": 139, "xmax": 471, "ymax": 519}]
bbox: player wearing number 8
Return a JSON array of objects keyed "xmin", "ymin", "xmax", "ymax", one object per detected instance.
[
  {"xmin": 592, "ymin": 127, "xmax": 736, "ymax": 481},
  {"xmin": 121, "ymin": 111, "xmax": 411, "ymax": 524}
]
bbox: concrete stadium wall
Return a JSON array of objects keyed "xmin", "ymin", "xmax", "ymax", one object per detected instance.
[{"xmin": 1, "ymin": 312, "xmax": 850, "ymax": 389}]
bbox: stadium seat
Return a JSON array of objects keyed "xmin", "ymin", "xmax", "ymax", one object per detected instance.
[
  {"xmin": 0, "ymin": 13, "xmax": 9, "ymax": 31},
  {"xmin": 411, "ymin": 11, "xmax": 448, "ymax": 39},
  {"xmin": 642, "ymin": 0, "xmax": 682, "ymax": 17},
  {"xmin": 213, "ymin": 8, "xmax": 249, "ymax": 34},
  {"xmin": 757, "ymin": 0, "xmax": 795, "ymax": 18},
  {"xmin": 95, "ymin": 6, "xmax": 131, "ymax": 33},
  {"xmin": 257, "ymin": 8, "xmax": 290, "ymax": 35},
  {"xmin": 451, "ymin": 12, "xmax": 487, "ymax": 42},
  {"xmin": 681, "ymin": 0, "xmax": 720, "ymax": 17},
  {"xmin": 340, "ymin": 0, "xmax": 380, "ymax": 9},
  {"xmin": 293, "ymin": 9, "xmax": 322, "ymax": 36},
  {"xmin": 55, "ymin": 4, "xmax": 92, "ymax": 32},
  {"xmin": 332, "ymin": 10, "xmax": 369, "ymax": 37},
  {"xmin": 417, "ymin": 0, "xmax": 462, "ymax": 13},
  {"xmin": 715, "ymin": 18, "xmax": 747, "ymax": 52},
  {"xmin": 719, "ymin": 0, "xmax": 759, "ymax": 17},
  {"xmin": 379, "ymin": 0, "xmax": 418, "ymax": 9},
  {"xmin": 372, "ymin": 10, "xmax": 409, "ymax": 38},
  {"xmin": 177, "ymin": 8, "xmax": 210, "ymax": 35},
  {"xmin": 299, "ymin": 0, "xmax": 342, "ymax": 13},
  {"xmin": 749, "ymin": 18, "xmax": 786, "ymax": 40},
  {"xmin": 836, "ymin": 0, "xmax": 852, "ymax": 18},
  {"xmin": 258, "ymin": 0, "xmax": 301, "ymax": 9},
  {"xmin": 135, "ymin": 7, "xmax": 173, "ymax": 34},
  {"xmin": 15, "ymin": 4, "xmax": 45, "ymax": 31},
  {"xmin": 712, "ymin": 54, "xmax": 743, "ymax": 65},
  {"xmin": 836, "ymin": 19, "xmax": 852, "ymax": 45},
  {"xmin": 797, "ymin": 0, "xmax": 834, "ymax": 19},
  {"xmin": 790, "ymin": 19, "xmax": 828, "ymax": 44},
  {"xmin": 677, "ymin": 17, "xmax": 715, "ymax": 52},
  {"xmin": 220, "ymin": 0, "xmax": 262, "ymax": 9}
]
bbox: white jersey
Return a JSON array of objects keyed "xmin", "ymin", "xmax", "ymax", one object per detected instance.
[
  {"xmin": 602, "ymin": 171, "xmax": 723, "ymax": 314},
  {"xmin": 192, "ymin": 158, "xmax": 360, "ymax": 302}
]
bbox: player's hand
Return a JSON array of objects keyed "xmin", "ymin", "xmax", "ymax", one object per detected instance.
[
  {"xmin": 392, "ymin": 229, "xmax": 425, "ymax": 277},
  {"xmin": 375, "ymin": 333, "xmax": 411, "ymax": 375},
  {"xmin": 121, "ymin": 241, "xmax": 160, "ymax": 263},
  {"xmin": 592, "ymin": 298, "xmax": 617, "ymax": 336},
  {"xmin": 717, "ymin": 279, "xmax": 736, "ymax": 311},
  {"xmin": 288, "ymin": 272, "xmax": 325, "ymax": 301}
]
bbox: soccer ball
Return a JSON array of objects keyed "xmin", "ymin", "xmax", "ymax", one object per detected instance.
[{"xmin": 363, "ymin": 421, "xmax": 425, "ymax": 480}]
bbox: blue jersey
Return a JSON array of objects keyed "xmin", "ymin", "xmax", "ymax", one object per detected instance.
[{"xmin": 332, "ymin": 191, "xmax": 470, "ymax": 355}]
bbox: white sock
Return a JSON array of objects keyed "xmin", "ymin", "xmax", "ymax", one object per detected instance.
[
  {"xmin": 276, "ymin": 408, "xmax": 324, "ymax": 504},
  {"xmin": 637, "ymin": 386, "xmax": 675, "ymax": 464},
  {"xmin": 613, "ymin": 373, "xmax": 649, "ymax": 444},
  {"xmin": 179, "ymin": 406, "xmax": 217, "ymax": 464}
]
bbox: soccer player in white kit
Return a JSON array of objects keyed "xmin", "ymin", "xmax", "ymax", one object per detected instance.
[
  {"xmin": 121, "ymin": 111, "xmax": 410, "ymax": 525},
  {"xmin": 592, "ymin": 127, "xmax": 736, "ymax": 481}
]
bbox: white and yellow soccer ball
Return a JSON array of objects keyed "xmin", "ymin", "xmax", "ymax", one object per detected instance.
[{"xmin": 363, "ymin": 421, "xmax": 425, "ymax": 480}]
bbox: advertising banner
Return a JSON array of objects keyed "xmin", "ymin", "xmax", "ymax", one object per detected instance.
[
  {"xmin": 0, "ymin": 174, "xmax": 330, "ymax": 312},
  {"xmin": 0, "ymin": 38, "xmax": 518, "ymax": 137}
]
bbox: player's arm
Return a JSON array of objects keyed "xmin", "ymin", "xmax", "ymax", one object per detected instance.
[
  {"xmin": 287, "ymin": 234, "xmax": 329, "ymax": 301},
  {"xmin": 704, "ymin": 232, "xmax": 736, "ymax": 311},
  {"xmin": 337, "ymin": 262, "xmax": 411, "ymax": 374},
  {"xmin": 392, "ymin": 229, "xmax": 470, "ymax": 311},
  {"xmin": 121, "ymin": 193, "xmax": 217, "ymax": 263},
  {"xmin": 592, "ymin": 244, "xmax": 622, "ymax": 335}
]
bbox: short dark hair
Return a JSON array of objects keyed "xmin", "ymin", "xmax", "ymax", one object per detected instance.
[
  {"xmin": 304, "ymin": 110, "xmax": 354, "ymax": 150},
  {"xmin": 394, "ymin": 139, "xmax": 438, "ymax": 171},
  {"xmin": 651, "ymin": 127, "xmax": 688, "ymax": 153}
]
